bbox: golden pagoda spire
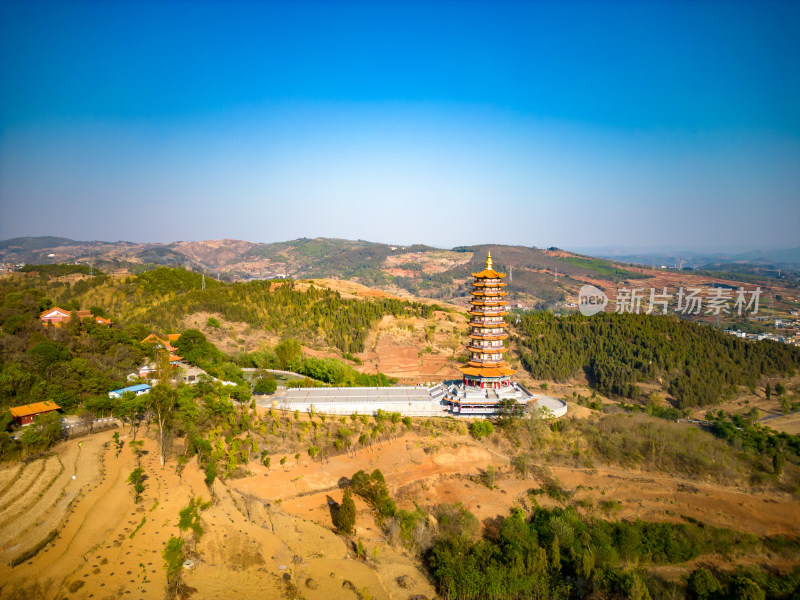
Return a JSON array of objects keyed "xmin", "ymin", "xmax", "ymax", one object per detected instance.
[{"xmin": 486, "ymin": 251, "xmax": 493, "ymax": 270}]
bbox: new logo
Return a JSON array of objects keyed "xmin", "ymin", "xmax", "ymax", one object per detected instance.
[{"xmin": 578, "ymin": 285, "xmax": 608, "ymax": 316}]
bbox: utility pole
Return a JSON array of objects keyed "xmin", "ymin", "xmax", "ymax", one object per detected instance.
[{"xmin": 202, "ymin": 272, "xmax": 205, "ymax": 290}]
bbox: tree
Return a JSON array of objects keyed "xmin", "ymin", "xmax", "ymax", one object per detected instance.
[
  {"xmin": 162, "ymin": 536, "xmax": 185, "ymax": 590},
  {"xmin": 350, "ymin": 469, "xmax": 396, "ymax": 519},
  {"xmin": 20, "ymin": 412, "xmax": 62, "ymax": 454},
  {"xmin": 496, "ymin": 398, "xmax": 524, "ymax": 424},
  {"xmin": 334, "ymin": 488, "xmax": 356, "ymax": 535},
  {"xmin": 204, "ymin": 462, "xmax": 217, "ymax": 487},
  {"xmin": 773, "ymin": 450, "xmax": 785, "ymax": 477},
  {"xmin": 731, "ymin": 575, "xmax": 765, "ymax": 600},
  {"xmin": 127, "ymin": 467, "xmax": 146, "ymax": 503},
  {"xmin": 89, "ymin": 306, "xmax": 108, "ymax": 318},
  {"xmin": 253, "ymin": 375, "xmax": 277, "ymax": 395},
  {"xmin": 148, "ymin": 383, "xmax": 177, "ymax": 469},
  {"xmin": 687, "ymin": 567, "xmax": 722, "ymax": 600},
  {"xmin": 275, "ymin": 338, "xmax": 302, "ymax": 371},
  {"xmin": 178, "ymin": 497, "xmax": 211, "ymax": 551},
  {"xmin": 550, "ymin": 535, "xmax": 561, "ymax": 573},
  {"xmin": 76, "ymin": 405, "xmax": 96, "ymax": 434},
  {"xmin": 480, "ymin": 465, "xmax": 496, "ymax": 489},
  {"xmin": 118, "ymin": 392, "xmax": 145, "ymax": 441}
]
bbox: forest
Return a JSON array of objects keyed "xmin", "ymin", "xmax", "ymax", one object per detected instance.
[
  {"xmin": 425, "ymin": 504, "xmax": 800, "ymax": 600},
  {"xmin": 0, "ymin": 268, "xmax": 405, "ymax": 461},
  {"xmin": 1, "ymin": 267, "xmax": 437, "ymax": 354},
  {"xmin": 515, "ymin": 311, "xmax": 800, "ymax": 407}
]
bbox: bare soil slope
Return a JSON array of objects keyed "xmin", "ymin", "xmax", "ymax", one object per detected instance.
[{"xmin": 2, "ymin": 422, "xmax": 798, "ymax": 598}]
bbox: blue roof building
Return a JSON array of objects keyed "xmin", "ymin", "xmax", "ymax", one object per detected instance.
[{"xmin": 108, "ymin": 383, "xmax": 151, "ymax": 399}]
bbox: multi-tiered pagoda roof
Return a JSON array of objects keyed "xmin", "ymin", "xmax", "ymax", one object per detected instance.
[{"xmin": 458, "ymin": 251, "xmax": 515, "ymax": 386}]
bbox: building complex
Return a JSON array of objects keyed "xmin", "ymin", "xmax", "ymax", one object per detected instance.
[{"xmin": 277, "ymin": 252, "xmax": 567, "ymax": 419}]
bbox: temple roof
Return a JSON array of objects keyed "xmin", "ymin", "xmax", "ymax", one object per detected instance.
[
  {"xmin": 458, "ymin": 364, "xmax": 516, "ymax": 377},
  {"xmin": 471, "ymin": 251, "xmax": 507, "ymax": 279}
]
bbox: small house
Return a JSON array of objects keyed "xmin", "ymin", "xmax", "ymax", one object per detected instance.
[
  {"xmin": 10, "ymin": 401, "xmax": 61, "ymax": 426},
  {"xmin": 108, "ymin": 383, "xmax": 151, "ymax": 399}
]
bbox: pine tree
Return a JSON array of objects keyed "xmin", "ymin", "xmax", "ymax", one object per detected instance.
[{"xmin": 335, "ymin": 488, "xmax": 356, "ymax": 535}]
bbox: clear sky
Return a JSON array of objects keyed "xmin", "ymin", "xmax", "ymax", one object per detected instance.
[{"xmin": 1, "ymin": 0, "xmax": 798, "ymax": 250}]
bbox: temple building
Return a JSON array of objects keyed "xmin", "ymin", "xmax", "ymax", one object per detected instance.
[
  {"xmin": 458, "ymin": 251, "xmax": 515, "ymax": 389},
  {"xmin": 274, "ymin": 250, "xmax": 567, "ymax": 419}
]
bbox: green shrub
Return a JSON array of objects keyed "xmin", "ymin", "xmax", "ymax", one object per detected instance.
[
  {"xmin": 162, "ymin": 536, "xmax": 184, "ymax": 581},
  {"xmin": 470, "ymin": 420, "xmax": 494, "ymax": 440}
]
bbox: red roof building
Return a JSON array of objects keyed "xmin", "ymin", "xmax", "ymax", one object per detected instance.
[
  {"xmin": 140, "ymin": 334, "xmax": 183, "ymax": 365},
  {"xmin": 10, "ymin": 401, "xmax": 61, "ymax": 426},
  {"xmin": 40, "ymin": 307, "xmax": 111, "ymax": 327}
]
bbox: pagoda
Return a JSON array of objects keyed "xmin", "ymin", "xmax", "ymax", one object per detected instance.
[{"xmin": 458, "ymin": 251, "xmax": 515, "ymax": 389}]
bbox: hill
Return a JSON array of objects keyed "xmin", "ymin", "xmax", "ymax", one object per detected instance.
[
  {"xmin": 0, "ymin": 236, "xmax": 656, "ymax": 309},
  {"xmin": 5, "ymin": 237, "xmax": 798, "ymax": 324},
  {"xmin": 2, "ymin": 262, "xmax": 800, "ymax": 599}
]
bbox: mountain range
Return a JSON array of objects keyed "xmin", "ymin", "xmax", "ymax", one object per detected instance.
[{"xmin": 1, "ymin": 236, "xmax": 795, "ymax": 309}]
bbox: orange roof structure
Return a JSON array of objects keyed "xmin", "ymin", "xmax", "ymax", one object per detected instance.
[
  {"xmin": 10, "ymin": 401, "xmax": 60, "ymax": 418},
  {"xmin": 459, "ymin": 365, "xmax": 515, "ymax": 377},
  {"xmin": 141, "ymin": 333, "xmax": 181, "ymax": 351},
  {"xmin": 471, "ymin": 252, "xmax": 507, "ymax": 279},
  {"xmin": 41, "ymin": 307, "xmax": 110, "ymax": 326},
  {"xmin": 40, "ymin": 307, "xmax": 70, "ymax": 318},
  {"xmin": 459, "ymin": 251, "xmax": 516, "ymax": 383}
]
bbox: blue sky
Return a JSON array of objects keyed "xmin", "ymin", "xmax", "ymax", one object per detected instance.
[{"xmin": 1, "ymin": 0, "xmax": 798, "ymax": 250}]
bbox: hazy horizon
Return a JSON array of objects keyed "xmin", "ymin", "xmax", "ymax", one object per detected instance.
[
  {"xmin": 2, "ymin": 233, "xmax": 798, "ymax": 260},
  {"xmin": 2, "ymin": 1, "xmax": 798, "ymax": 249}
]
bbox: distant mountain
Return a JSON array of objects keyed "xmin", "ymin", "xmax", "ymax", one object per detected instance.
[
  {"xmin": 734, "ymin": 247, "xmax": 800, "ymax": 268},
  {"xmin": 4, "ymin": 236, "xmax": 792, "ymax": 309},
  {"xmin": 0, "ymin": 236, "xmax": 79, "ymax": 252},
  {"xmin": 586, "ymin": 247, "xmax": 800, "ymax": 273}
]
